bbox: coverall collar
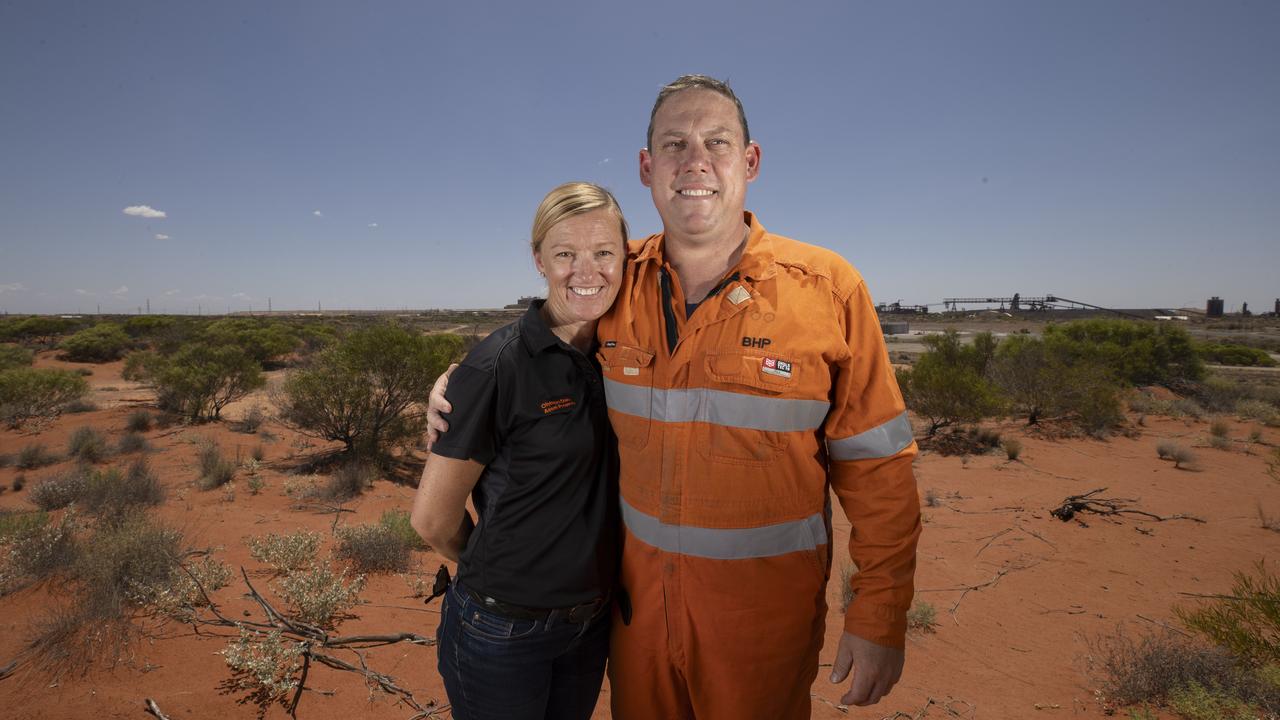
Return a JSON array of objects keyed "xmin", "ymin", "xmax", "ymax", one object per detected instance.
[{"xmin": 632, "ymin": 211, "xmax": 778, "ymax": 284}]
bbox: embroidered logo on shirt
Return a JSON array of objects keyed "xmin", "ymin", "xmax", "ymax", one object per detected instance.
[
  {"xmin": 727, "ymin": 286, "xmax": 752, "ymax": 305},
  {"xmin": 604, "ymin": 340, "xmax": 617, "ymax": 348},
  {"xmin": 541, "ymin": 397, "xmax": 576, "ymax": 414},
  {"xmin": 761, "ymin": 357, "xmax": 793, "ymax": 379}
]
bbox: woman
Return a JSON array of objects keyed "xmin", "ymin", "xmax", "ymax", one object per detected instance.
[{"xmin": 410, "ymin": 181, "xmax": 627, "ymax": 720}]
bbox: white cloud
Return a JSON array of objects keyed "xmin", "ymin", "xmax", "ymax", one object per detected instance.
[
  {"xmin": 110, "ymin": 285, "xmax": 129, "ymax": 296},
  {"xmin": 313, "ymin": 210, "xmax": 323, "ymax": 217},
  {"xmin": 0, "ymin": 282, "xmax": 26, "ymax": 294},
  {"xmin": 154, "ymin": 233, "xmax": 170, "ymax": 240},
  {"xmin": 75, "ymin": 288, "xmax": 93, "ymax": 296},
  {"xmin": 368, "ymin": 222, "xmax": 378, "ymax": 228},
  {"xmin": 164, "ymin": 288, "xmax": 180, "ymax": 296},
  {"xmin": 232, "ymin": 292, "xmax": 251, "ymax": 301},
  {"xmin": 599, "ymin": 157, "xmax": 611, "ymax": 165},
  {"xmin": 123, "ymin": 205, "xmax": 167, "ymax": 219},
  {"xmin": 190, "ymin": 293, "xmax": 222, "ymax": 302}
]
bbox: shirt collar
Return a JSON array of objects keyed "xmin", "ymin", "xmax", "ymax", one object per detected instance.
[
  {"xmin": 518, "ymin": 299, "xmax": 561, "ymax": 354},
  {"xmin": 632, "ymin": 210, "xmax": 777, "ymax": 283}
]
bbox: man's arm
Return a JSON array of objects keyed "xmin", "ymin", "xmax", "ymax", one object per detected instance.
[
  {"xmin": 823, "ymin": 276, "xmax": 923, "ymax": 706},
  {"xmin": 410, "ymin": 453, "xmax": 482, "ymax": 562}
]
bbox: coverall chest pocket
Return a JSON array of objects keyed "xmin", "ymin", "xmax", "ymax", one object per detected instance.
[
  {"xmin": 696, "ymin": 351, "xmax": 797, "ymax": 466},
  {"xmin": 596, "ymin": 345, "xmax": 655, "ymax": 450}
]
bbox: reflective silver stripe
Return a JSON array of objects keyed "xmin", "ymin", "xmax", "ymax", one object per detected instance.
[
  {"xmin": 620, "ymin": 497, "xmax": 827, "ymax": 560},
  {"xmin": 603, "ymin": 377, "xmax": 829, "ymax": 433},
  {"xmin": 827, "ymin": 411, "xmax": 913, "ymax": 461}
]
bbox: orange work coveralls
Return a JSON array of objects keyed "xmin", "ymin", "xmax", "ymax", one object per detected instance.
[{"xmin": 596, "ymin": 212, "xmax": 922, "ymax": 719}]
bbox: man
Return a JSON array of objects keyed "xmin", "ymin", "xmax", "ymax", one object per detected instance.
[{"xmin": 431, "ymin": 75, "xmax": 920, "ymax": 719}]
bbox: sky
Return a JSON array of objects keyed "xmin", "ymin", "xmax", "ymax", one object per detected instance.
[{"xmin": 1, "ymin": 0, "xmax": 1277, "ymax": 315}]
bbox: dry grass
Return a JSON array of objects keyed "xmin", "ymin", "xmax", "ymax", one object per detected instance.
[
  {"xmin": 16, "ymin": 443, "xmax": 59, "ymax": 470},
  {"xmin": 1002, "ymin": 438, "xmax": 1023, "ymax": 461},
  {"xmin": 196, "ymin": 442, "xmax": 236, "ymax": 490},
  {"xmin": 67, "ymin": 426, "xmax": 109, "ymax": 463},
  {"xmin": 29, "ymin": 467, "xmax": 90, "ymax": 510},
  {"xmin": 124, "ymin": 410, "xmax": 153, "ymax": 433},
  {"xmin": 336, "ymin": 524, "xmax": 413, "ymax": 573},
  {"xmin": 1156, "ymin": 441, "xmax": 1195, "ymax": 469}
]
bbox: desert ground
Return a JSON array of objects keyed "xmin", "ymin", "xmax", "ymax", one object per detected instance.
[{"xmin": 2, "ymin": 339, "xmax": 1278, "ymax": 720}]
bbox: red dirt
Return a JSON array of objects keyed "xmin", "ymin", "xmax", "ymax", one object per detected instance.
[{"xmin": 3, "ymin": 352, "xmax": 1277, "ymax": 719}]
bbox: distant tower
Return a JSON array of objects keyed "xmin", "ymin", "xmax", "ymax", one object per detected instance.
[
  {"xmin": 1206, "ymin": 296, "xmax": 1224, "ymax": 318},
  {"xmin": 1275, "ymin": 298, "xmax": 1279, "ymax": 317}
]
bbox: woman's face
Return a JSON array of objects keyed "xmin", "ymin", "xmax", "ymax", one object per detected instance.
[{"xmin": 533, "ymin": 208, "xmax": 625, "ymax": 328}]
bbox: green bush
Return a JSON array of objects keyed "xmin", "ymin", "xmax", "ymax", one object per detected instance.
[
  {"xmin": 1043, "ymin": 319, "xmax": 1204, "ymax": 386},
  {"xmin": 196, "ymin": 442, "xmax": 236, "ymax": 490},
  {"xmin": 200, "ymin": 319, "xmax": 301, "ymax": 368},
  {"xmin": 0, "ymin": 343, "xmax": 34, "ymax": 371},
  {"xmin": 275, "ymin": 561, "xmax": 365, "ymax": 627},
  {"xmin": 0, "ymin": 509, "xmax": 48, "ymax": 542},
  {"xmin": 67, "ymin": 426, "xmax": 109, "ymax": 463},
  {"xmin": 122, "ymin": 316, "xmax": 176, "ymax": 339},
  {"xmin": 59, "ymin": 323, "xmax": 131, "ymax": 362},
  {"xmin": 1176, "ymin": 561, "xmax": 1280, "ymax": 666},
  {"xmin": 1197, "ymin": 343, "xmax": 1278, "ymax": 368},
  {"xmin": 336, "ymin": 524, "xmax": 412, "ymax": 573},
  {"xmin": 117, "ymin": 431, "xmax": 149, "ymax": 454},
  {"xmin": 0, "ymin": 510, "xmax": 79, "ymax": 593},
  {"xmin": 906, "ymin": 601, "xmax": 937, "ymax": 633},
  {"xmin": 73, "ymin": 513, "xmax": 182, "ymax": 619},
  {"xmin": 126, "ymin": 345, "xmax": 264, "ymax": 421},
  {"xmin": 81, "ymin": 460, "xmax": 164, "ymax": 519},
  {"xmin": 379, "ymin": 508, "xmax": 426, "ymax": 550},
  {"xmin": 278, "ymin": 325, "xmax": 462, "ymax": 459},
  {"xmin": 0, "ymin": 367, "xmax": 90, "ymax": 425},
  {"xmin": 16, "ymin": 443, "xmax": 59, "ymax": 470},
  {"xmin": 1168, "ymin": 682, "xmax": 1265, "ymax": 720},
  {"xmin": 125, "ymin": 410, "xmax": 153, "ymax": 433},
  {"xmin": 317, "ymin": 462, "xmax": 376, "ymax": 501},
  {"xmin": 247, "ymin": 530, "xmax": 321, "ymax": 574},
  {"xmin": 3, "ymin": 316, "xmax": 79, "ymax": 346},
  {"xmin": 29, "ymin": 467, "xmax": 90, "ymax": 510}
]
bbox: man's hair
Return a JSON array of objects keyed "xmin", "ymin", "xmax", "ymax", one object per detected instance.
[
  {"xmin": 530, "ymin": 181, "xmax": 629, "ymax": 254},
  {"xmin": 646, "ymin": 74, "xmax": 750, "ymax": 150}
]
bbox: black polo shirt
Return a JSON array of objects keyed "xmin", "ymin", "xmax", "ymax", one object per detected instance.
[{"xmin": 431, "ymin": 300, "xmax": 618, "ymax": 608}]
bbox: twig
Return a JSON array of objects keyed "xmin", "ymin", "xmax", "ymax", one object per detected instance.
[
  {"xmin": 1050, "ymin": 488, "xmax": 1205, "ymax": 524},
  {"xmin": 0, "ymin": 659, "xmax": 17, "ymax": 681},
  {"xmin": 810, "ymin": 693, "xmax": 848, "ymax": 714},
  {"xmin": 1136, "ymin": 614, "xmax": 1191, "ymax": 638},
  {"xmin": 143, "ymin": 698, "xmax": 173, "ymax": 720}
]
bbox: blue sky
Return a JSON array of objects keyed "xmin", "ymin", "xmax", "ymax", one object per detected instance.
[{"xmin": 2, "ymin": 0, "xmax": 1277, "ymax": 315}]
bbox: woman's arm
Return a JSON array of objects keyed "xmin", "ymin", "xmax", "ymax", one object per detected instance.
[{"xmin": 411, "ymin": 454, "xmax": 484, "ymax": 562}]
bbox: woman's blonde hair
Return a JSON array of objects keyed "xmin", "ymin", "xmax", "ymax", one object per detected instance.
[{"xmin": 531, "ymin": 182, "xmax": 629, "ymax": 254}]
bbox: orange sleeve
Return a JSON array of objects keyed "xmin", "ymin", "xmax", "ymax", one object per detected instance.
[{"xmin": 823, "ymin": 278, "xmax": 922, "ymax": 649}]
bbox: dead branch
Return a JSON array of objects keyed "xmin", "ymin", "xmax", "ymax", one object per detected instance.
[
  {"xmin": 143, "ymin": 698, "xmax": 172, "ymax": 720},
  {"xmin": 1050, "ymin": 488, "xmax": 1205, "ymax": 524},
  {"xmin": 0, "ymin": 659, "xmax": 16, "ymax": 681},
  {"xmin": 918, "ymin": 561, "xmax": 1039, "ymax": 624},
  {"xmin": 1137, "ymin": 614, "xmax": 1191, "ymax": 638},
  {"xmin": 879, "ymin": 696, "xmax": 976, "ymax": 719},
  {"xmin": 810, "ymin": 692, "xmax": 847, "ymax": 714}
]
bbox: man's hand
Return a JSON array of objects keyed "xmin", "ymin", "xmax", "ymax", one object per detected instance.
[
  {"xmin": 829, "ymin": 631, "xmax": 904, "ymax": 707},
  {"xmin": 423, "ymin": 363, "xmax": 458, "ymax": 452}
]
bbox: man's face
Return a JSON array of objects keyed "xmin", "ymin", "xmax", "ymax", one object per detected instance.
[{"xmin": 640, "ymin": 89, "xmax": 760, "ymax": 244}]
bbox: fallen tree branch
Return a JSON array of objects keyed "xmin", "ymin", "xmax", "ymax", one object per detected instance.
[
  {"xmin": 1050, "ymin": 488, "xmax": 1205, "ymax": 524},
  {"xmin": 143, "ymin": 698, "xmax": 173, "ymax": 720}
]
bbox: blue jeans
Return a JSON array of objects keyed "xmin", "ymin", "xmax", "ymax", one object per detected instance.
[{"xmin": 437, "ymin": 581, "xmax": 610, "ymax": 720}]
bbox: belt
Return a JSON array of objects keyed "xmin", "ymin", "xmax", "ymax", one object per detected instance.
[{"xmin": 459, "ymin": 583, "xmax": 608, "ymax": 624}]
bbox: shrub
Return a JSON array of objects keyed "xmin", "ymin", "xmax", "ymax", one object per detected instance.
[
  {"xmin": 275, "ymin": 561, "xmax": 365, "ymax": 626},
  {"xmin": 0, "ymin": 343, "xmax": 34, "ymax": 371},
  {"xmin": 1175, "ymin": 561, "xmax": 1280, "ymax": 666},
  {"xmin": 1156, "ymin": 441, "xmax": 1195, "ymax": 469},
  {"xmin": 0, "ymin": 510, "xmax": 79, "ymax": 593},
  {"xmin": 221, "ymin": 628, "xmax": 303, "ymax": 705},
  {"xmin": 922, "ymin": 488, "xmax": 941, "ymax": 508},
  {"xmin": 153, "ymin": 556, "xmax": 233, "ymax": 619},
  {"xmin": 81, "ymin": 460, "xmax": 164, "ymax": 518},
  {"xmin": 234, "ymin": 405, "xmax": 266, "ymax": 433},
  {"xmin": 380, "ymin": 508, "xmax": 427, "ymax": 550},
  {"xmin": 246, "ymin": 473, "xmax": 266, "ymax": 495},
  {"xmin": 200, "ymin": 319, "xmax": 301, "ymax": 368},
  {"xmin": 897, "ymin": 332, "xmax": 1003, "ymax": 436},
  {"xmin": 122, "ymin": 315, "xmax": 176, "ymax": 339},
  {"xmin": 317, "ymin": 462, "xmax": 376, "ymax": 501},
  {"xmin": 1237, "ymin": 399, "xmax": 1280, "ymax": 426},
  {"xmin": 29, "ymin": 467, "xmax": 90, "ymax": 510},
  {"xmin": 1250, "ymin": 427, "xmax": 1265, "ymax": 444},
  {"xmin": 336, "ymin": 524, "xmax": 412, "ymax": 573},
  {"xmin": 67, "ymin": 426, "xmax": 109, "ymax": 463},
  {"xmin": 1002, "ymin": 439, "xmax": 1023, "ymax": 461},
  {"xmin": 0, "ymin": 367, "xmax": 90, "ymax": 425},
  {"xmin": 4, "ymin": 316, "xmax": 79, "ymax": 346},
  {"xmin": 59, "ymin": 323, "xmax": 131, "ymax": 362},
  {"xmin": 906, "ymin": 601, "xmax": 937, "ymax": 633},
  {"xmin": 250, "ymin": 444, "xmax": 266, "ymax": 462},
  {"xmin": 1091, "ymin": 628, "xmax": 1279, "ymax": 711},
  {"xmin": 1197, "ymin": 343, "xmax": 1278, "ymax": 368},
  {"xmin": 73, "ymin": 513, "xmax": 182, "ymax": 619},
  {"xmin": 196, "ymin": 442, "xmax": 236, "ymax": 490},
  {"xmin": 247, "ymin": 530, "xmax": 321, "ymax": 574},
  {"xmin": 117, "ymin": 431, "xmax": 149, "ymax": 454},
  {"xmin": 1168, "ymin": 682, "xmax": 1264, "ymax": 720},
  {"xmin": 12, "ymin": 475, "xmax": 25, "ymax": 491},
  {"xmin": 1209, "ymin": 435, "xmax": 1231, "ymax": 451},
  {"xmin": 126, "ymin": 345, "xmax": 265, "ymax": 422},
  {"xmin": 1043, "ymin": 319, "xmax": 1204, "ymax": 386},
  {"xmin": 1210, "ymin": 419, "xmax": 1230, "ymax": 438},
  {"xmin": 63, "ymin": 399, "xmax": 98, "ymax": 414},
  {"xmin": 989, "ymin": 335, "xmax": 1069, "ymax": 425},
  {"xmin": 0, "ymin": 509, "xmax": 48, "ymax": 542},
  {"xmin": 277, "ymin": 325, "xmax": 463, "ymax": 460},
  {"xmin": 16, "ymin": 443, "xmax": 59, "ymax": 470},
  {"xmin": 125, "ymin": 410, "xmax": 153, "ymax": 433}
]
